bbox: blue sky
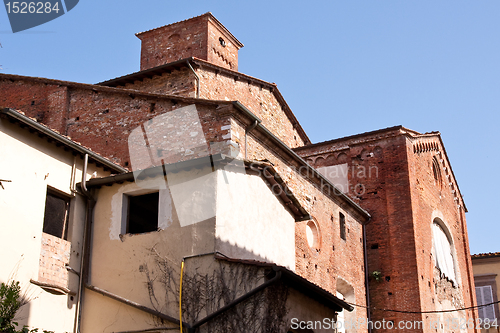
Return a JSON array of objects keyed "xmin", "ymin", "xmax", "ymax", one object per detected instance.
[{"xmin": 1, "ymin": 1, "xmax": 498, "ymax": 254}]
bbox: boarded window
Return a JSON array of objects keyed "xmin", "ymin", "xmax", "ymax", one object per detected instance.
[
  {"xmin": 127, "ymin": 192, "xmax": 159, "ymax": 234},
  {"xmin": 340, "ymin": 212, "xmax": 346, "ymax": 241},
  {"xmin": 42, "ymin": 189, "xmax": 70, "ymax": 239},
  {"xmin": 476, "ymin": 285, "xmax": 497, "ymax": 321},
  {"xmin": 432, "ymin": 221, "xmax": 456, "ymax": 283}
]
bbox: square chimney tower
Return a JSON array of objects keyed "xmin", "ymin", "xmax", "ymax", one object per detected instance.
[{"xmin": 136, "ymin": 12, "xmax": 243, "ymax": 71}]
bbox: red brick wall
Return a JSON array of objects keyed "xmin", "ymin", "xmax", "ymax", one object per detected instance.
[
  {"xmin": 137, "ymin": 14, "xmax": 240, "ymax": 71},
  {"xmin": 206, "ymin": 20, "xmax": 239, "ymax": 71},
  {"xmin": 116, "ymin": 66, "xmax": 305, "ymax": 149},
  {"xmin": 295, "ymin": 128, "xmax": 477, "ymax": 333},
  {"xmin": 0, "ymin": 75, "xmax": 231, "ymax": 168},
  {"xmin": 233, "ymin": 118, "xmax": 368, "ymax": 331},
  {"xmin": 137, "ymin": 16, "xmax": 208, "ymax": 71}
]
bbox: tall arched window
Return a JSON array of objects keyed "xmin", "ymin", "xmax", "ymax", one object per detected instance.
[{"xmin": 432, "ymin": 220, "xmax": 456, "ymax": 283}]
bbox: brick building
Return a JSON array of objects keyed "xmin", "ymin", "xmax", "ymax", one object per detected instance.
[
  {"xmin": 0, "ymin": 12, "xmax": 477, "ymax": 333},
  {"xmin": 296, "ymin": 127, "xmax": 477, "ymax": 332}
]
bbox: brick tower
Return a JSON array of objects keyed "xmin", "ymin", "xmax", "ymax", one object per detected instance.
[
  {"xmin": 136, "ymin": 12, "xmax": 243, "ymax": 71},
  {"xmin": 295, "ymin": 127, "xmax": 478, "ymax": 333}
]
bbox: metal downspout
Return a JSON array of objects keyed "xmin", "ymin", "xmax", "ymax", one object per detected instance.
[
  {"xmin": 186, "ymin": 60, "xmax": 200, "ymax": 98},
  {"xmin": 74, "ymin": 154, "xmax": 94, "ymax": 333}
]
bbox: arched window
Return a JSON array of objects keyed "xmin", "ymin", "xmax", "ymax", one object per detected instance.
[{"xmin": 432, "ymin": 220, "xmax": 456, "ymax": 283}]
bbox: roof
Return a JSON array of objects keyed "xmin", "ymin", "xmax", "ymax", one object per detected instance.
[
  {"xmin": 84, "ymin": 154, "xmax": 311, "ymax": 222},
  {"xmin": 216, "ymin": 255, "xmax": 354, "ymax": 312},
  {"xmin": 472, "ymin": 252, "xmax": 500, "ymax": 260},
  {"xmin": 0, "ymin": 108, "xmax": 127, "ymax": 174},
  {"xmin": 135, "ymin": 12, "xmax": 244, "ymax": 49},
  {"xmin": 97, "ymin": 57, "xmax": 311, "ymax": 145}
]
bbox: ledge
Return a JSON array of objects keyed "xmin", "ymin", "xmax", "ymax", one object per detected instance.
[{"xmin": 30, "ymin": 279, "xmax": 75, "ymax": 296}]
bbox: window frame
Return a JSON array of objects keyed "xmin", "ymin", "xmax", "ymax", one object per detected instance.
[
  {"xmin": 432, "ymin": 219, "xmax": 457, "ymax": 284},
  {"xmin": 123, "ymin": 190, "xmax": 160, "ymax": 235},
  {"xmin": 42, "ymin": 187, "xmax": 71, "ymax": 240}
]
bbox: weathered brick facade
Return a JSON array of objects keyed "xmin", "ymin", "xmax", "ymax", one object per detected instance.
[
  {"xmin": 0, "ymin": 12, "xmax": 477, "ymax": 333},
  {"xmin": 136, "ymin": 13, "xmax": 242, "ymax": 71},
  {"xmin": 38, "ymin": 232, "xmax": 71, "ymax": 289},
  {"xmin": 295, "ymin": 127, "xmax": 477, "ymax": 333}
]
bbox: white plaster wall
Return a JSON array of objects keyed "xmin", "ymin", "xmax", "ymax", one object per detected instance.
[
  {"xmin": 215, "ymin": 170, "xmax": 296, "ymax": 270},
  {"xmin": 0, "ymin": 119, "xmax": 111, "ymax": 333}
]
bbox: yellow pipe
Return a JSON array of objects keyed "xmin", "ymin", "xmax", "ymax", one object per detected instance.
[{"xmin": 179, "ymin": 260, "xmax": 184, "ymax": 333}]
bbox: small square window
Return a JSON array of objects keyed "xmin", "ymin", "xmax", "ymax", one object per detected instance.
[
  {"xmin": 42, "ymin": 189, "xmax": 70, "ymax": 240},
  {"xmin": 339, "ymin": 212, "xmax": 346, "ymax": 241},
  {"xmin": 127, "ymin": 192, "xmax": 159, "ymax": 234}
]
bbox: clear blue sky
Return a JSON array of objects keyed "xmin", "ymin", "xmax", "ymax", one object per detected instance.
[{"xmin": 1, "ymin": 1, "xmax": 498, "ymax": 255}]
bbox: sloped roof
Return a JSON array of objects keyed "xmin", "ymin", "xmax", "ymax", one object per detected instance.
[
  {"xmin": 84, "ymin": 154, "xmax": 311, "ymax": 222},
  {"xmin": 0, "ymin": 108, "xmax": 127, "ymax": 174},
  {"xmin": 472, "ymin": 252, "xmax": 500, "ymax": 259},
  {"xmin": 216, "ymin": 255, "xmax": 354, "ymax": 312}
]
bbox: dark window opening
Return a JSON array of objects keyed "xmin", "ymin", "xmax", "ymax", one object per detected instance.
[
  {"xmin": 43, "ymin": 189, "xmax": 70, "ymax": 239},
  {"xmin": 127, "ymin": 192, "xmax": 159, "ymax": 234},
  {"xmin": 219, "ymin": 37, "xmax": 226, "ymax": 47},
  {"xmin": 371, "ymin": 243, "xmax": 379, "ymax": 249},
  {"xmin": 339, "ymin": 212, "xmax": 346, "ymax": 241}
]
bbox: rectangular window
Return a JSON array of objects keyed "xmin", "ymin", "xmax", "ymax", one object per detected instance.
[
  {"xmin": 340, "ymin": 212, "xmax": 346, "ymax": 241},
  {"xmin": 42, "ymin": 188, "xmax": 70, "ymax": 240},
  {"xmin": 127, "ymin": 192, "xmax": 159, "ymax": 234},
  {"xmin": 476, "ymin": 285, "xmax": 497, "ymax": 321}
]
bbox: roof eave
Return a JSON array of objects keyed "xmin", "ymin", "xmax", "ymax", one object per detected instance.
[{"xmin": 1, "ymin": 108, "xmax": 127, "ymax": 174}]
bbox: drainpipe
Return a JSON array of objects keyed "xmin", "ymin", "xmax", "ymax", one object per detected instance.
[
  {"xmin": 244, "ymin": 120, "xmax": 259, "ymax": 159},
  {"xmin": 73, "ymin": 154, "xmax": 95, "ymax": 333},
  {"xmin": 186, "ymin": 59, "xmax": 200, "ymax": 98},
  {"xmin": 362, "ymin": 220, "xmax": 373, "ymax": 333}
]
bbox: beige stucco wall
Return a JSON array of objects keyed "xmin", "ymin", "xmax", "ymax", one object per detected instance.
[
  {"xmin": 0, "ymin": 118, "xmax": 111, "ymax": 333},
  {"xmin": 473, "ymin": 258, "xmax": 500, "ymax": 300},
  {"xmin": 82, "ymin": 165, "xmax": 298, "ymax": 332},
  {"xmin": 472, "ymin": 257, "xmax": 500, "ymax": 333}
]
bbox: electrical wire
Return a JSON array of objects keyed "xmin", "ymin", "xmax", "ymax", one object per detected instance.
[{"xmin": 346, "ymin": 300, "xmax": 500, "ymax": 314}]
